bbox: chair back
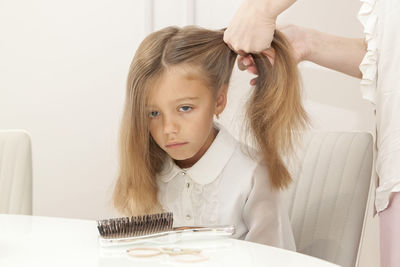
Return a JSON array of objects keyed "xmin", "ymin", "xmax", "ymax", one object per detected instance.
[
  {"xmin": 0, "ymin": 130, "xmax": 33, "ymax": 214},
  {"xmin": 287, "ymin": 132, "xmax": 373, "ymax": 267}
]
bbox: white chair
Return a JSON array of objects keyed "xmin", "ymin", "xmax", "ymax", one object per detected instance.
[
  {"xmin": 0, "ymin": 130, "xmax": 33, "ymax": 215},
  {"xmin": 287, "ymin": 132, "xmax": 373, "ymax": 267}
]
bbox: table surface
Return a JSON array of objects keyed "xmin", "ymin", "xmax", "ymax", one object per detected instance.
[{"xmin": 0, "ymin": 214, "xmax": 339, "ymax": 267}]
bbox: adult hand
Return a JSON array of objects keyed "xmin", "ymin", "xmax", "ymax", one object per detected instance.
[
  {"xmin": 278, "ymin": 24, "xmax": 311, "ymax": 63},
  {"xmin": 224, "ymin": 0, "xmax": 297, "ymax": 54},
  {"xmin": 224, "ymin": 0, "xmax": 276, "ymax": 53},
  {"xmin": 237, "ymin": 49, "xmax": 275, "ymax": 86},
  {"xmin": 237, "ymin": 24, "xmax": 310, "ymax": 85}
]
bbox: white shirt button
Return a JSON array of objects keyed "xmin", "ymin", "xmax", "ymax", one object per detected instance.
[
  {"xmin": 185, "ymin": 214, "xmax": 191, "ymax": 220},
  {"xmin": 186, "ymin": 182, "xmax": 190, "ymax": 188}
]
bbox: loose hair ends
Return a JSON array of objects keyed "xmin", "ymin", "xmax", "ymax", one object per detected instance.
[
  {"xmin": 246, "ymin": 30, "xmax": 309, "ymax": 190},
  {"xmin": 112, "ymin": 28, "xmax": 177, "ymax": 216},
  {"xmin": 112, "ymin": 97, "xmax": 160, "ymax": 216}
]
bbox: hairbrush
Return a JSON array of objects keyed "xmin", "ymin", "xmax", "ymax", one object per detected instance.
[{"xmin": 97, "ymin": 212, "xmax": 235, "ymax": 247}]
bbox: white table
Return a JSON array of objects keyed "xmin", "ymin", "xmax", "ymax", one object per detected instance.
[{"xmin": 0, "ymin": 214, "xmax": 339, "ymax": 267}]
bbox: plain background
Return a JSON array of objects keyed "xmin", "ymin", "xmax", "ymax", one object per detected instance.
[{"xmin": 0, "ymin": 0, "xmax": 378, "ymax": 266}]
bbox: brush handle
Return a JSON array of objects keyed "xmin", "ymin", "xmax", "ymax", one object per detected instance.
[{"xmin": 98, "ymin": 225, "xmax": 235, "ymax": 247}]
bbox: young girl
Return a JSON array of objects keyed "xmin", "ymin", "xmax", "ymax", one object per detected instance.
[{"xmin": 113, "ymin": 26, "xmax": 308, "ymax": 250}]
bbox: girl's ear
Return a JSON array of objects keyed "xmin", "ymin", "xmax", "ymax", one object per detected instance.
[
  {"xmin": 263, "ymin": 47, "xmax": 275, "ymax": 66},
  {"xmin": 215, "ymin": 85, "xmax": 228, "ymax": 116}
]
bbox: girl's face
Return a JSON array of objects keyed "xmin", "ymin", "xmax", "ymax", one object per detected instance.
[{"xmin": 147, "ymin": 66, "xmax": 226, "ymax": 168}]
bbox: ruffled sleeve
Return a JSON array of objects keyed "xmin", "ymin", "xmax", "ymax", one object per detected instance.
[{"xmin": 358, "ymin": 0, "xmax": 378, "ymax": 105}]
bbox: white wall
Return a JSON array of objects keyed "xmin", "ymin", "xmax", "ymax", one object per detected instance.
[
  {"xmin": 0, "ymin": 0, "xmax": 147, "ymax": 218},
  {"xmin": 0, "ymin": 0, "xmax": 378, "ymax": 266}
]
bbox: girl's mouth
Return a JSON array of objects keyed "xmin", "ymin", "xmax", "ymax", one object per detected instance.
[{"xmin": 165, "ymin": 142, "xmax": 188, "ymax": 148}]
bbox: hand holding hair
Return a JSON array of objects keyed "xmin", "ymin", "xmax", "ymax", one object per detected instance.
[
  {"xmin": 276, "ymin": 24, "xmax": 311, "ymax": 63},
  {"xmin": 224, "ymin": 0, "xmax": 297, "ymax": 54},
  {"xmin": 236, "ymin": 24, "xmax": 307, "ymax": 82},
  {"xmin": 237, "ymin": 48, "xmax": 275, "ymax": 85},
  {"xmin": 238, "ymin": 23, "xmax": 366, "ymax": 85}
]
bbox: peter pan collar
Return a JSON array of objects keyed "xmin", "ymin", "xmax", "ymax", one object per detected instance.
[{"xmin": 157, "ymin": 124, "xmax": 237, "ymax": 185}]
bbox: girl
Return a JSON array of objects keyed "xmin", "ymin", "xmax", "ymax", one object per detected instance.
[{"xmin": 113, "ymin": 26, "xmax": 308, "ymax": 250}]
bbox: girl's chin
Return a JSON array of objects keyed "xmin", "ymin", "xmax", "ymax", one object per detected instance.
[
  {"xmin": 170, "ymin": 154, "xmax": 193, "ymax": 161},
  {"xmin": 169, "ymin": 153, "xmax": 197, "ymax": 164}
]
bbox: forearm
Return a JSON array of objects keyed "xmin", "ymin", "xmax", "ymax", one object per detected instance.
[
  {"xmin": 244, "ymin": 0, "xmax": 297, "ymax": 18},
  {"xmin": 306, "ymin": 30, "xmax": 366, "ymax": 78},
  {"xmin": 264, "ymin": 0, "xmax": 297, "ymax": 18},
  {"xmin": 380, "ymin": 192, "xmax": 400, "ymax": 267}
]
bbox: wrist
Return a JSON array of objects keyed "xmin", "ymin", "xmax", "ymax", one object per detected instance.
[
  {"xmin": 243, "ymin": 0, "xmax": 278, "ymax": 19},
  {"xmin": 257, "ymin": 0, "xmax": 297, "ymax": 18},
  {"xmin": 303, "ymin": 28, "xmax": 318, "ymax": 62}
]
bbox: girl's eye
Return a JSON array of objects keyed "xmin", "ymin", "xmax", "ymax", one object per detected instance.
[
  {"xmin": 178, "ymin": 106, "xmax": 192, "ymax": 112},
  {"xmin": 149, "ymin": 111, "xmax": 160, "ymax": 118}
]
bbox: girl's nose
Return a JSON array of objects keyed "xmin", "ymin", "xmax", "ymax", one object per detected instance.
[{"xmin": 163, "ymin": 116, "xmax": 179, "ymax": 135}]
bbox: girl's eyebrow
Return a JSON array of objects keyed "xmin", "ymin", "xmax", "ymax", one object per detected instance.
[
  {"xmin": 173, "ymin": 97, "xmax": 199, "ymax": 102},
  {"xmin": 146, "ymin": 97, "xmax": 199, "ymax": 109}
]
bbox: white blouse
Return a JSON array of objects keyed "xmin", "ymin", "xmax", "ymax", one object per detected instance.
[
  {"xmin": 156, "ymin": 125, "xmax": 296, "ymax": 250},
  {"xmin": 358, "ymin": 0, "xmax": 400, "ymax": 212}
]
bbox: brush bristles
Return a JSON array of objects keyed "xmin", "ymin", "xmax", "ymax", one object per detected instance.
[{"xmin": 96, "ymin": 212, "xmax": 173, "ymax": 239}]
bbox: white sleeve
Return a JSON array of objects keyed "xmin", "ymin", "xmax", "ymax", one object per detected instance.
[
  {"xmin": 242, "ymin": 163, "xmax": 296, "ymax": 251},
  {"xmin": 373, "ymin": 1, "xmax": 400, "ymax": 212}
]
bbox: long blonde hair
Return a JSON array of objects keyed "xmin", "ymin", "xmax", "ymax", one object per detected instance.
[{"xmin": 113, "ymin": 26, "xmax": 308, "ymax": 216}]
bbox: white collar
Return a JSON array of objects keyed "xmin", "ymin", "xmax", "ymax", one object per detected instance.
[{"xmin": 157, "ymin": 124, "xmax": 237, "ymax": 185}]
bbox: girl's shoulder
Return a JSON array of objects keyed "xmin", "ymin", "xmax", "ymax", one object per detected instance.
[
  {"xmin": 229, "ymin": 138, "xmax": 266, "ymax": 171},
  {"xmin": 216, "ymin": 124, "xmax": 266, "ymax": 173},
  {"xmin": 225, "ymin": 140, "xmax": 272, "ymax": 190}
]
